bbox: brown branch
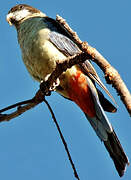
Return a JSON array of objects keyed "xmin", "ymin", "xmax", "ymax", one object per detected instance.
[
  {"xmin": 2, "ymin": 16, "xmax": 130, "ymax": 120},
  {"xmin": 0, "ymin": 52, "xmax": 91, "ymax": 122},
  {"xmin": 0, "ymin": 91, "xmax": 80, "ymax": 179},
  {"xmin": 0, "ymin": 90, "xmax": 44, "ymax": 122},
  {"xmin": 56, "ymin": 15, "xmax": 131, "ymax": 116}
]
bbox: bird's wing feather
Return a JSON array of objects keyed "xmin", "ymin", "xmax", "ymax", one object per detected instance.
[
  {"xmin": 43, "ymin": 17, "xmax": 81, "ymax": 56},
  {"xmin": 85, "ymin": 76, "xmax": 113, "ymax": 134},
  {"xmin": 44, "ymin": 17, "xmax": 116, "ymax": 107},
  {"xmin": 97, "ymin": 88, "xmax": 117, "ymax": 113},
  {"xmin": 79, "ymin": 61, "xmax": 117, "ymax": 107},
  {"xmin": 49, "ymin": 31, "xmax": 80, "ymax": 56}
]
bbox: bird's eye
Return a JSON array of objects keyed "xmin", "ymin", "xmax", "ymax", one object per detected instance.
[{"xmin": 19, "ymin": 5, "xmax": 24, "ymax": 10}]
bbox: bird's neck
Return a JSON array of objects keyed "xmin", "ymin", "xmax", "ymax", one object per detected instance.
[{"xmin": 17, "ymin": 17, "xmax": 46, "ymax": 47}]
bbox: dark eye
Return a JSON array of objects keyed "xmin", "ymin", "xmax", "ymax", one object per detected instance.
[{"xmin": 19, "ymin": 5, "xmax": 24, "ymax": 10}]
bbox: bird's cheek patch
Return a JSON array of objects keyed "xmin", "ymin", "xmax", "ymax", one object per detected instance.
[{"xmin": 14, "ymin": 9, "xmax": 31, "ymax": 21}]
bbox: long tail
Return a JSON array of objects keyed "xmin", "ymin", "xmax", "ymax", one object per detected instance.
[
  {"xmin": 104, "ymin": 130, "xmax": 129, "ymax": 177},
  {"xmin": 58, "ymin": 67, "xmax": 129, "ymax": 176},
  {"xmin": 85, "ymin": 112, "xmax": 129, "ymax": 177},
  {"xmin": 84, "ymin": 76, "xmax": 129, "ymax": 177}
]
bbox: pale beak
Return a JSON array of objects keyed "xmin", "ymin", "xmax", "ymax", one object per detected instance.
[{"xmin": 6, "ymin": 13, "xmax": 13, "ymax": 25}]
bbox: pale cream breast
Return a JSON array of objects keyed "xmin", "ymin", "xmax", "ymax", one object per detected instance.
[{"xmin": 17, "ymin": 17, "xmax": 66, "ymax": 81}]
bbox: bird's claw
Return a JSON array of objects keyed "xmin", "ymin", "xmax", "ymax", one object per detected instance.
[
  {"xmin": 40, "ymin": 78, "xmax": 60, "ymax": 95},
  {"xmin": 49, "ymin": 78, "xmax": 60, "ymax": 91}
]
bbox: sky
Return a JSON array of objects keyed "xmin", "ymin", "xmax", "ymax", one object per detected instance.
[{"xmin": 0, "ymin": 0, "xmax": 131, "ymax": 180}]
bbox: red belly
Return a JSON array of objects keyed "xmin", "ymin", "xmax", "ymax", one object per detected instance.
[{"xmin": 68, "ymin": 70, "xmax": 96, "ymax": 117}]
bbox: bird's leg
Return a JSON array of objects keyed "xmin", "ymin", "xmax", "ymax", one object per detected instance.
[
  {"xmin": 40, "ymin": 78, "xmax": 60, "ymax": 96},
  {"xmin": 49, "ymin": 78, "xmax": 60, "ymax": 91}
]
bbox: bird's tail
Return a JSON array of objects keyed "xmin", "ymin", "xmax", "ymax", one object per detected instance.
[
  {"xmin": 104, "ymin": 130, "xmax": 129, "ymax": 177},
  {"xmin": 59, "ymin": 67, "xmax": 129, "ymax": 176},
  {"xmin": 83, "ymin": 75, "xmax": 129, "ymax": 176},
  {"xmin": 85, "ymin": 112, "xmax": 129, "ymax": 177}
]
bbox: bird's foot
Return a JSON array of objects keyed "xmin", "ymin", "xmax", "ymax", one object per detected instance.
[
  {"xmin": 49, "ymin": 78, "xmax": 60, "ymax": 91},
  {"xmin": 40, "ymin": 81, "xmax": 51, "ymax": 96},
  {"xmin": 40, "ymin": 78, "xmax": 60, "ymax": 96}
]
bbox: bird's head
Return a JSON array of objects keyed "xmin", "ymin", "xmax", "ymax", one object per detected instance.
[{"xmin": 7, "ymin": 4, "xmax": 46, "ymax": 27}]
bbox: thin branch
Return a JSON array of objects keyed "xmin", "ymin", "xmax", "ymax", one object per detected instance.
[
  {"xmin": 44, "ymin": 98, "xmax": 80, "ymax": 180},
  {"xmin": 0, "ymin": 90, "xmax": 80, "ymax": 179},
  {"xmin": 0, "ymin": 90, "xmax": 44, "ymax": 122},
  {"xmin": 56, "ymin": 15, "xmax": 131, "ymax": 116},
  {"xmin": 0, "ymin": 99, "xmax": 34, "ymax": 114}
]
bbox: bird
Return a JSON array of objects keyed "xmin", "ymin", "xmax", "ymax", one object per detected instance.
[{"xmin": 6, "ymin": 4, "xmax": 129, "ymax": 177}]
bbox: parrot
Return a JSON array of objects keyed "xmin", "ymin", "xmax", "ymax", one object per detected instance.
[{"xmin": 6, "ymin": 4, "xmax": 129, "ymax": 177}]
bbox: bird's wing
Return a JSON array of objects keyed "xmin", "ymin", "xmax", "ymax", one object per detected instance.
[
  {"xmin": 43, "ymin": 17, "xmax": 80, "ymax": 56},
  {"xmin": 97, "ymin": 88, "xmax": 117, "ymax": 112},
  {"xmin": 44, "ymin": 17, "xmax": 116, "ymax": 108},
  {"xmin": 49, "ymin": 31, "xmax": 80, "ymax": 56},
  {"xmin": 79, "ymin": 60, "xmax": 117, "ymax": 107}
]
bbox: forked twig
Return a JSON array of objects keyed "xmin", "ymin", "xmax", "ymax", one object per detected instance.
[
  {"xmin": 0, "ymin": 91, "xmax": 80, "ymax": 179},
  {"xmin": 0, "ymin": 90, "xmax": 44, "ymax": 122}
]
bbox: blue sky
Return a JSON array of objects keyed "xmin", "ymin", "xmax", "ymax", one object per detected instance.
[{"xmin": 0, "ymin": 0, "xmax": 131, "ymax": 180}]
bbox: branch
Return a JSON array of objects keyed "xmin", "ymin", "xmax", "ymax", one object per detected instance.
[
  {"xmin": 44, "ymin": 98, "xmax": 80, "ymax": 180},
  {"xmin": 56, "ymin": 15, "xmax": 131, "ymax": 116},
  {"xmin": 0, "ymin": 90, "xmax": 80, "ymax": 179},
  {"xmin": 0, "ymin": 91, "xmax": 80, "ymax": 179},
  {"xmin": 0, "ymin": 90, "xmax": 44, "ymax": 122},
  {"xmin": 2, "ymin": 16, "xmax": 130, "ymax": 120}
]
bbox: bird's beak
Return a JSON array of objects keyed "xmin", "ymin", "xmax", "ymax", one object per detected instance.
[{"xmin": 6, "ymin": 13, "xmax": 13, "ymax": 25}]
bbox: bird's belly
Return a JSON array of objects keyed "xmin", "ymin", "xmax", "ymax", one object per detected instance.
[{"xmin": 22, "ymin": 36, "xmax": 66, "ymax": 82}]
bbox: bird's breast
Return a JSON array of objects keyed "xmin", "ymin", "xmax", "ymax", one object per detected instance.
[{"xmin": 18, "ymin": 19, "xmax": 66, "ymax": 81}]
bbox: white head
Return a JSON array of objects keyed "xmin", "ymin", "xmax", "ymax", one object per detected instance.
[{"xmin": 7, "ymin": 4, "xmax": 46, "ymax": 27}]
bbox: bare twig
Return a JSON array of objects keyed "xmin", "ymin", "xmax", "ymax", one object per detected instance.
[
  {"xmin": 0, "ymin": 90, "xmax": 44, "ymax": 122},
  {"xmin": 0, "ymin": 90, "xmax": 80, "ymax": 179},
  {"xmin": 56, "ymin": 15, "xmax": 131, "ymax": 116},
  {"xmin": 0, "ymin": 99, "xmax": 34, "ymax": 114},
  {"xmin": 44, "ymin": 98, "xmax": 80, "ymax": 180}
]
